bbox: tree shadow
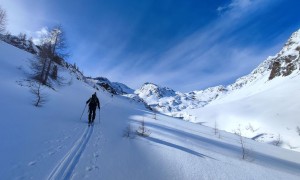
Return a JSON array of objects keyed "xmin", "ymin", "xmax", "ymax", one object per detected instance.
[
  {"xmin": 131, "ymin": 118, "xmax": 300, "ymax": 176},
  {"xmin": 131, "ymin": 119, "xmax": 241, "ymax": 154},
  {"xmin": 145, "ymin": 136, "xmax": 216, "ymax": 160}
]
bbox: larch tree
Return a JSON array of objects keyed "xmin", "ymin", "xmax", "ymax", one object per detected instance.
[{"xmin": 0, "ymin": 6, "xmax": 7, "ymax": 33}]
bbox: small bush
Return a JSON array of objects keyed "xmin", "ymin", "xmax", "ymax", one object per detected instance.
[
  {"xmin": 136, "ymin": 117, "xmax": 151, "ymax": 137},
  {"xmin": 123, "ymin": 124, "xmax": 134, "ymax": 139}
]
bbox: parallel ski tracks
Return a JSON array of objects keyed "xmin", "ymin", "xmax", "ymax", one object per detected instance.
[{"xmin": 48, "ymin": 126, "xmax": 94, "ymax": 180}]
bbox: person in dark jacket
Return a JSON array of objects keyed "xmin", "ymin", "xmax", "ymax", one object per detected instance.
[{"xmin": 86, "ymin": 92, "xmax": 100, "ymax": 124}]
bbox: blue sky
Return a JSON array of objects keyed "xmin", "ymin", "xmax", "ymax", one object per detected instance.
[{"xmin": 1, "ymin": 0, "xmax": 300, "ymax": 91}]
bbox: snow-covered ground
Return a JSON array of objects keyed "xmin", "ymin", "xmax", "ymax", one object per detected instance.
[
  {"xmin": 183, "ymin": 29, "xmax": 300, "ymax": 152},
  {"xmin": 185, "ymin": 72, "xmax": 300, "ymax": 151},
  {"xmin": 1, "ymin": 40, "xmax": 300, "ymax": 180}
]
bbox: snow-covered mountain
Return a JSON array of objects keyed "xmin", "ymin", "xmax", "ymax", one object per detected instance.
[
  {"xmin": 183, "ymin": 28, "xmax": 300, "ymax": 151},
  {"xmin": 131, "ymin": 29, "xmax": 300, "ymax": 152},
  {"xmin": 87, "ymin": 77, "xmax": 134, "ymax": 95},
  {"xmin": 134, "ymin": 83, "xmax": 226, "ymax": 119},
  {"xmin": 228, "ymin": 28, "xmax": 300, "ymax": 90},
  {"xmin": 134, "ymin": 29, "xmax": 300, "ymax": 119},
  {"xmin": 1, "ymin": 32, "xmax": 300, "ymax": 179}
]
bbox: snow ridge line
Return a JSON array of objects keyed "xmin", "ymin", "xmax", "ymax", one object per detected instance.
[{"xmin": 47, "ymin": 126, "xmax": 94, "ymax": 180}]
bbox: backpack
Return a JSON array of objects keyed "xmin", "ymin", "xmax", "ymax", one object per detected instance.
[{"xmin": 89, "ymin": 95, "xmax": 97, "ymax": 106}]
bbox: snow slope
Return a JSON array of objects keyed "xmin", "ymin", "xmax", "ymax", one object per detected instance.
[
  {"xmin": 182, "ymin": 29, "xmax": 300, "ymax": 152},
  {"xmin": 185, "ymin": 72, "xmax": 300, "ymax": 151},
  {"xmin": 1, "ymin": 40, "xmax": 300, "ymax": 179}
]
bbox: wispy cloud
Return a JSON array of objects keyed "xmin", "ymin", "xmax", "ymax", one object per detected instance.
[
  {"xmin": 1, "ymin": 0, "xmax": 293, "ymax": 92},
  {"xmin": 82, "ymin": 0, "xmax": 286, "ymax": 92},
  {"xmin": 118, "ymin": 0, "xmax": 280, "ymax": 91},
  {"xmin": 217, "ymin": 0, "xmax": 253, "ymax": 14}
]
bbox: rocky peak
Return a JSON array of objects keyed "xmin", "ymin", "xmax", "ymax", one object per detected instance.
[
  {"xmin": 227, "ymin": 29, "xmax": 300, "ymax": 90},
  {"xmin": 135, "ymin": 82, "xmax": 176, "ymax": 99},
  {"xmin": 90, "ymin": 77, "xmax": 133, "ymax": 95},
  {"xmin": 282, "ymin": 29, "xmax": 300, "ymax": 52},
  {"xmin": 268, "ymin": 29, "xmax": 300, "ymax": 80}
]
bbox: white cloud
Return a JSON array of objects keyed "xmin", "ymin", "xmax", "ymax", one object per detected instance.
[
  {"xmin": 217, "ymin": 0, "xmax": 253, "ymax": 14},
  {"xmin": 31, "ymin": 27, "xmax": 49, "ymax": 45}
]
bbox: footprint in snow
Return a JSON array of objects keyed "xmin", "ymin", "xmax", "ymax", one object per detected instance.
[
  {"xmin": 93, "ymin": 153, "xmax": 99, "ymax": 158},
  {"xmin": 28, "ymin": 161, "xmax": 36, "ymax": 166},
  {"xmin": 85, "ymin": 166, "xmax": 93, "ymax": 172},
  {"xmin": 86, "ymin": 165, "xmax": 99, "ymax": 172},
  {"xmin": 48, "ymin": 151, "xmax": 55, "ymax": 156}
]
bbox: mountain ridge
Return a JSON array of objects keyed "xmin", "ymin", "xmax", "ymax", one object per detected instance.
[{"xmin": 131, "ymin": 28, "xmax": 300, "ymax": 119}]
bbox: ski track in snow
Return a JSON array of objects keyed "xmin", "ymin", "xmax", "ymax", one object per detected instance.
[{"xmin": 47, "ymin": 126, "xmax": 94, "ymax": 180}]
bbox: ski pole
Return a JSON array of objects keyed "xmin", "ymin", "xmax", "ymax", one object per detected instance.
[
  {"xmin": 80, "ymin": 104, "xmax": 87, "ymax": 121},
  {"xmin": 98, "ymin": 108, "xmax": 101, "ymax": 124}
]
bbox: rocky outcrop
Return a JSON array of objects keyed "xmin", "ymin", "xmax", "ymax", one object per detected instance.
[{"xmin": 268, "ymin": 30, "xmax": 300, "ymax": 80}]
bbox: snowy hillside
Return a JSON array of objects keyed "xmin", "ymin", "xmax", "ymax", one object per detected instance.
[{"xmin": 1, "ymin": 37, "xmax": 300, "ymax": 179}]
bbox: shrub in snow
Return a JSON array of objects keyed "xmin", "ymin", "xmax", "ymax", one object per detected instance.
[
  {"xmin": 272, "ymin": 134, "xmax": 283, "ymax": 147},
  {"xmin": 234, "ymin": 125, "xmax": 251, "ymax": 160},
  {"xmin": 153, "ymin": 113, "xmax": 157, "ymax": 120},
  {"xmin": 123, "ymin": 124, "xmax": 135, "ymax": 139},
  {"xmin": 245, "ymin": 123, "xmax": 259, "ymax": 132},
  {"xmin": 286, "ymin": 142, "xmax": 298, "ymax": 150},
  {"xmin": 214, "ymin": 121, "xmax": 218, "ymax": 135},
  {"xmin": 136, "ymin": 117, "xmax": 151, "ymax": 137}
]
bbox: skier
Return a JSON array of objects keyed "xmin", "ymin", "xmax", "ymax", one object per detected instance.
[{"xmin": 86, "ymin": 92, "xmax": 100, "ymax": 125}]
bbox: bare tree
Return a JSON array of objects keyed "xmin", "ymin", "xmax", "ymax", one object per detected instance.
[
  {"xmin": 123, "ymin": 124, "xmax": 134, "ymax": 139},
  {"xmin": 153, "ymin": 112, "xmax": 157, "ymax": 120},
  {"xmin": 234, "ymin": 125, "xmax": 249, "ymax": 160},
  {"xmin": 30, "ymin": 43, "xmax": 52, "ymax": 85},
  {"xmin": 43, "ymin": 25, "xmax": 68, "ymax": 84},
  {"xmin": 30, "ymin": 82, "xmax": 47, "ymax": 107},
  {"xmin": 0, "ymin": 6, "xmax": 7, "ymax": 33},
  {"xmin": 214, "ymin": 121, "xmax": 218, "ymax": 135},
  {"xmin": 136, "ymin": 117, "xmax": 151, "ymax": 137},
  {"xmin": 51, "ymin": 65, "xmax": 58, "ymax": 80},
  {"xmin": 272, "ymin": 134, "xmax": 282, "ymax": 146},
  {"xmin": 30, "ymin": 25, "xmax": 67, "ymax": 87}
]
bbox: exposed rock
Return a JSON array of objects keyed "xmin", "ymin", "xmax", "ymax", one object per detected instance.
[{"xmin": 269, "ymin": 61, "xmax": 281, "ymax": 80}]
